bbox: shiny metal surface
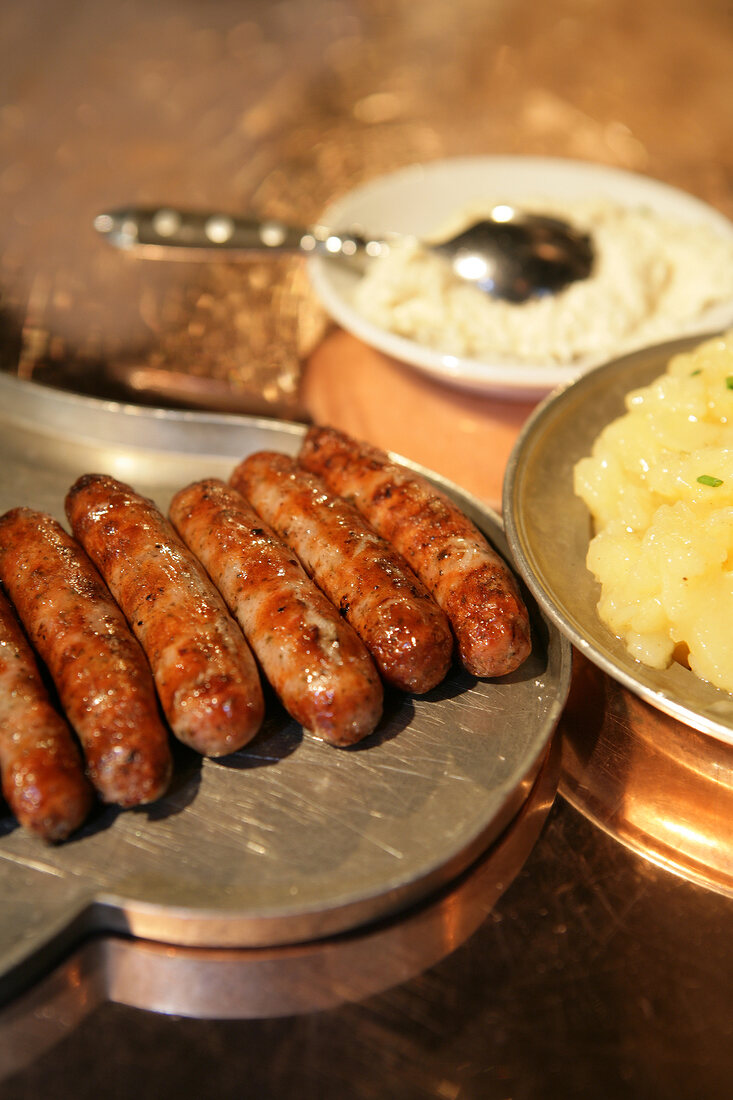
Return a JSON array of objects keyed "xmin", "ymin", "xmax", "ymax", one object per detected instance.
[
  {"xmin": 96, "ymin": 203, "xmax": 593, "ymax": 302},
  {"xmin": 0, "ymin": 737, "xmax": 558, "ymax": 1080},
  {"xmin": 561, "ymin": 653, "xmax": 733, "ymax": 898},
  {"xmin": 0, "ymin": 373, "xmax": 570, "ymax": 1001},
  {"xmin": 431, "ymin": 209, "xmax": 594, "ymax": 303},
  {"xmin": 503, "ymin": 333, "xmax": 733, "ymax": 744},
  {"xmin": 94, "ymin": 206, "xmax": 385, "ymax": 267}
]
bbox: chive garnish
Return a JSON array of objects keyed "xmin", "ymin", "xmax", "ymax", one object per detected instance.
[
  {"xmin": 726, "ymin": 376, "xmax": 733, "ymax": 390},
  {"xmin": 690, "ymin": 369, "xmax": 702, "ymax": 376},
  {"xmin": 697, "ymin": 474, "xmax": 723, "ymax": 487}
]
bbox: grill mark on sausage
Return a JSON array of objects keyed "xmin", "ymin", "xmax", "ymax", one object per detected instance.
[
  {"xmin": 230, "ymin": 452, "xmax": 453, "ymax": 694},
  {"xmin": 65, "ymin": 475, "xmax": 264, "ymax": 757},
  {"xmin": 169, "ymin": 479, "xmax": 383, "ymax": 746},
  {"xmin": 299, "ymin": 426, "xmax": 531, "ymax": 678},
  {"xmin": 0, "ymin": 587, "xmax": 94, "ymax": 841},
  {"xmin": 0, "ymin": 508, "xmax": 172, "ymax": 806}
]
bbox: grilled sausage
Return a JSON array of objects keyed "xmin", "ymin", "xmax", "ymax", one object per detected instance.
[
  {"xmin": 230, "ymin": 452, "xmax": 453, "ymax": 694},
  {"xmin": 0, "ymin": 508, "xmax": 172, "ymax": 806},
  {"xmin": 0, "ymin": 588, "xmax": 93, "ymax": 841},
  {"xmin": 170, "ymin": 479, "xmax": 383, "ymax": 745},
  {"xmin": 66, "ymin": 475, "xmax": 264, "ymax": 756},
  {"xmin": 299, "ymin": 426, "xmax": 531, "ymax": 678}
]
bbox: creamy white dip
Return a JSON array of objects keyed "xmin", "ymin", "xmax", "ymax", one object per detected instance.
[{"xmin": 352, "ymin": 199, "xmax": 733, "ymax": 365}]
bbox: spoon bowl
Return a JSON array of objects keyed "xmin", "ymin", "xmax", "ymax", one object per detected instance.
[
  {"xmin": 431, "ymin": 208, "xmax": 594, "ymax": 302},
  {"xmin": 95, "ymin": 205, "xmax": 594, "ymax": 303}
]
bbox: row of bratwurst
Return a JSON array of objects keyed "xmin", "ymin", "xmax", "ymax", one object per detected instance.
[{"xmin": 0, "ymin": 426, "xmax": 532, "ymax": 843}]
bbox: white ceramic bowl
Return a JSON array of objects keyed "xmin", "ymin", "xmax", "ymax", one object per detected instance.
[{"xmin": 308, "ymin": 157, "xmax": 733, "ymax": 399}]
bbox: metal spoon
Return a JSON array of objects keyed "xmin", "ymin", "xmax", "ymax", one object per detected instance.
[{"xmin": 93, "ymin": 204, "xmax": 594, "ymax": 303}]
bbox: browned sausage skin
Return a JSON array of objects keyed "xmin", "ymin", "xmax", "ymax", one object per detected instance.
[
  {"xmin": 170, "ymin": 479, "xmax": 383, "ymax": 746},
  {"xmin": 66, "ymin": 475, "xmax": 264, "ymax": 756},
  {"xmin": 299, "ymin": 426, "xmax": 531, "ymax": 678},
  {"xmin": 230, "ymin": 452, "xmax": 453, "ymax": 694},
  {"xmin": 0, "ymin": 508, "xmax": 172, "ymax": 806},
  {"xmin": 0, "ymin": 588, "xmax": 93, "ymax": 841}
]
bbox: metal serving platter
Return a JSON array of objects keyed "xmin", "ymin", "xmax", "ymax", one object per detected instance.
[
  {"xmin": 503, "ymin": 332, "xmax": 733, "ymax": 745},
  {"xmin": 0, "ymin": 372, "xmax": 570, "ymax": 1004},
  {"xmin": 0, "ymin": 747, "xmax": 560, "ymax": 1075}
]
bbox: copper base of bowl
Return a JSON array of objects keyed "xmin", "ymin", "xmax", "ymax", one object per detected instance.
[{"xmin": 560, "ymin": 654, "xmax": 733, "ymax": 898}]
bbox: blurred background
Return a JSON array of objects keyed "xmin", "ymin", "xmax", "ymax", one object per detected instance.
[{"xmin": 2, "ymin": 0, "xmax": 731, "ymax": 420}]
